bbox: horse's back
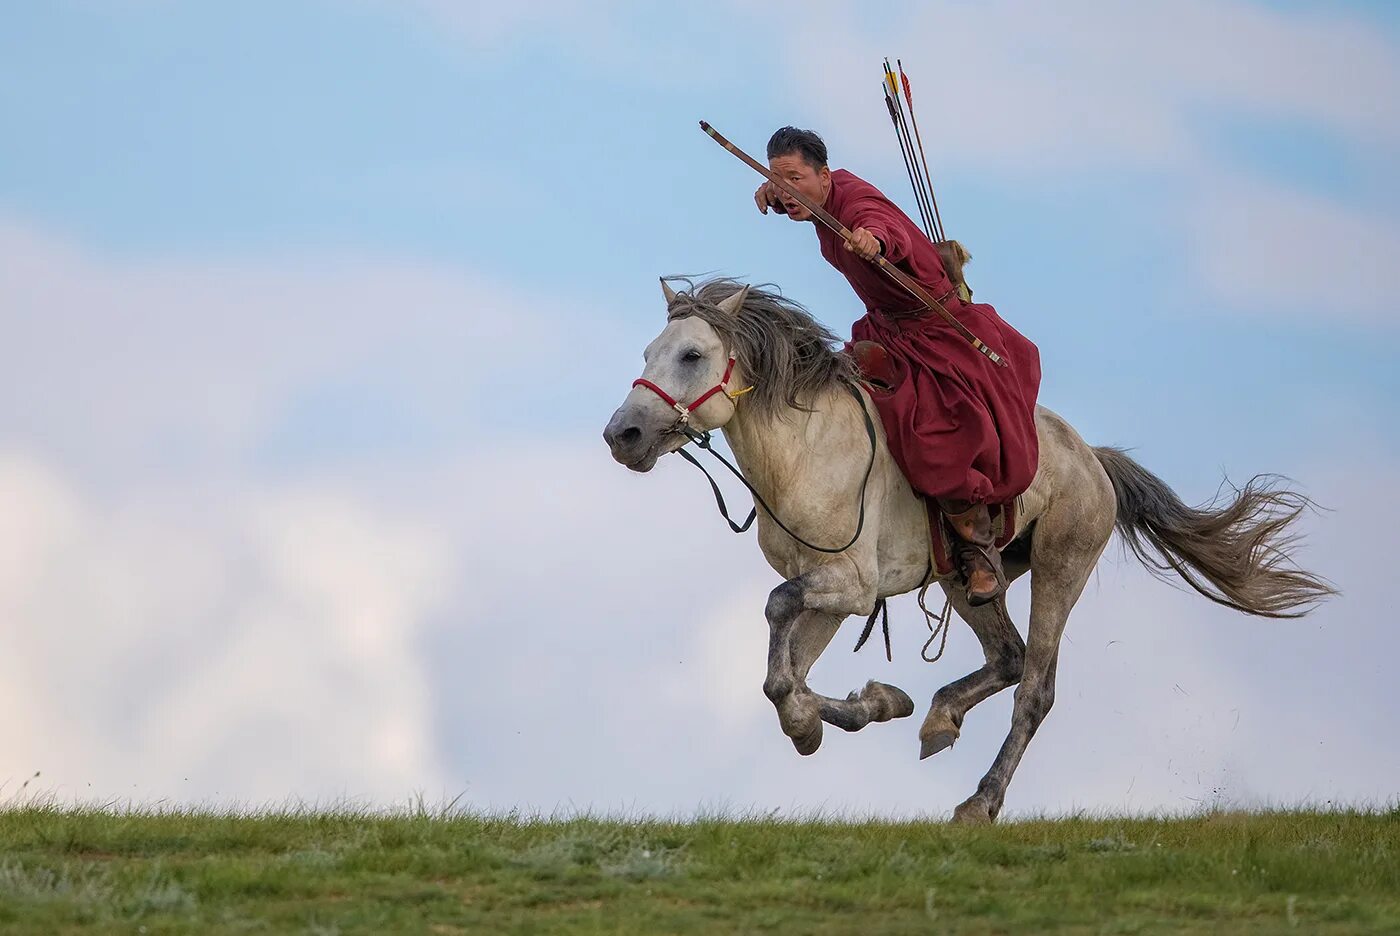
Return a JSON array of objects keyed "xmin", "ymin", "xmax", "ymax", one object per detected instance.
[{"xmin": 1015, "ymin": 406, "xmax": 1116, "ymax": 540}]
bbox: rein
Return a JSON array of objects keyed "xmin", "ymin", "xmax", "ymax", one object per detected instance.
[
  {"xmin": 634, "ymin": 370, "xmax": 879, "ymax": 555},
  {"xmin": 630, "ymin": 348, "xmax": 958, "ymax": 664}
]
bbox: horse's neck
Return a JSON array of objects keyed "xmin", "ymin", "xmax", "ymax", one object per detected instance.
[{"xmin": 720, "ymin": 387, "xmax": 844, "ymax": 506}]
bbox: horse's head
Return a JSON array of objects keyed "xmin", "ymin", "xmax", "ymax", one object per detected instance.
[{"xmin": 603, "ymin": 280, "xmax": 751, "ymax": 472}]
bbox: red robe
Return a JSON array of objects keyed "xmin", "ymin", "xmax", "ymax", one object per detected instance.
[{"xmin": 817, "ymin": 169, "xmax": 1041, "ymax": 505}]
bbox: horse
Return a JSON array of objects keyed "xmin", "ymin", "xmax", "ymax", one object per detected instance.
[{"xmin": 602, "ymin": 277, "xmax": 1334, "ymax": 823}]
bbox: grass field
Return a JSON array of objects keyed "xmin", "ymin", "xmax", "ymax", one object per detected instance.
[{"xmin": 0, "ymin": 804, "xmax": 1395, "ymax": 934}]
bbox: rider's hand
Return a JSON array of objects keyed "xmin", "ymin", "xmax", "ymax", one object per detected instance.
[
  {"xmin": 754, "ymin": 181, "xmax": 785, "ymax": 215},
  {"xmin": 845, "ymin": 227, "xmax": 883, "ymax": 261}
]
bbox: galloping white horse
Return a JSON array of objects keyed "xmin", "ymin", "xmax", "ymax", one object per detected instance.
[{"xmin": 603, "ymin": 277, "xmax": 1332, "ymax": 823}]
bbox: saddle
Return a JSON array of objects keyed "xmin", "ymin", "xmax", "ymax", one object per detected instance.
[{"xmin": 849, "ymin": 339, "xmax": 902, "ymax": 391}]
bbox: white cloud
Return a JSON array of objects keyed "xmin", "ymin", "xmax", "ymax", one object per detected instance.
[
  {"xmin": 1018, "ymin": 461, "xmax": 1397, "ymax": 815},
  {"xmin": 352, "ymin": 1, "xmax": 1400, "ymax": 320},
  {"xmin": 1187, "ymin": 172, "xmax": 1400, "ymax": 320},
  {"xmin": 1, "ymin": 219, "xmax": 1392, "ymax": 817},
  {"xmin": 763, "ymin": 0, "xmax": 1400, "ymax": 172},
  {"xmin": 378, "ymin": 434, "xmax": 1393, "ymax": 818},
  {"xmin": 0, "ymin": 220, "xmax": 566, "ymax": 480},
  {"xmin": 0, "ymin": 451, "xmax": 453, "ymax": 804},
  {"xmin": 386, "ymin": 0, "xmax": 1400, "ymax": 157},
  {"xmin": 7, "ymin": 426, "xmax": 1388, "ymax": 815},
  {"xmin": 735, "ymin": 1, "xmax": 1400, "ymax": 320}
]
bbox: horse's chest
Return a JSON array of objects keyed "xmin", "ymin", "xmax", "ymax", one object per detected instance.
[{"xmin": 755, "ymin": 525, "xmax": 804, "ymax": 580}]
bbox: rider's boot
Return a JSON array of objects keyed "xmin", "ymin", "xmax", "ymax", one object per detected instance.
[{"xmin": 938, "ymin": 499, "xmax": 1007, "ymax": 607}]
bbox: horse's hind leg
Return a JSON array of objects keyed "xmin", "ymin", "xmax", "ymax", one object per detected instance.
[
  {"xmin": 917, "ymin": 585, "xmax": 1026, "ymax": 759},
  {"xmin": 951, "ymin": 515, "xmax": 1110, "ymax": 824},
  {"xmin": 949, "ymin": 596, "xmax": 1069, "ymax": 824}
]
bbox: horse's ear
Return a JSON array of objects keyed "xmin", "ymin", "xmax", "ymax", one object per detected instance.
[
  {"xmin": 716, "ymin": 285, "xmax": 750, "ymax": 316},
  {"xmin": 661, "ymin": 278, "xmax": 678, "ymax": 307}
]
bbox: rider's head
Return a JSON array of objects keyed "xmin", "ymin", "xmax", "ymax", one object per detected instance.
[{"xmin": 767, "ymin": 127, "xmax": 831, "ymax": 222}]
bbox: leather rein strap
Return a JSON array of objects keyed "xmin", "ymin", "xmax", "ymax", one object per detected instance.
[
  {"xmin": 699, "ymin": 120, "xmax": 1006, "ymax": 369},
  {"xmin": 635, "ymin": 374, "xmax": 879, "ymax": 555}
]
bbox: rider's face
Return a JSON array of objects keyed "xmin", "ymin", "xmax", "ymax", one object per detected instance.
[{"xmin": 767, "ymin": 154, "xmax": 831, "ymax": 222}]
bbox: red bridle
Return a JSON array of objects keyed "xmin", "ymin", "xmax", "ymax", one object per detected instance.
[{"xmin": 632, "ymin": 357, "xmax": 742, "ymax": 429}]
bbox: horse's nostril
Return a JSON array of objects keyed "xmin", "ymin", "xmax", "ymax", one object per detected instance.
[{"xmin": 604, "ymin": 420, "xmax": 645, "ymax": 453}]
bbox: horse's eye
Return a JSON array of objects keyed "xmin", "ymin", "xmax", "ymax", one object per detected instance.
[{"xmin": 682, "ymin": 349, "xmax": 703, "ymax": 363}]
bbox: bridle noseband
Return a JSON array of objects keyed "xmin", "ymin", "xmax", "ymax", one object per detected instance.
[
  {"xmin": 632, "ymin": 356, "xmax": 749, "ymax": 434},
  {"xmin": 627, "ymin": 358, "xmax": 877, "ymax": 556}
]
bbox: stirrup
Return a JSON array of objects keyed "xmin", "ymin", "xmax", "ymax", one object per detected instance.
[
  {"xmin": 966, "ymin": 579, "xmax": 1005, "ymax": 607},
  {"xmin": 960, "ymin": 543, "xmax": 1007, "ymax": 607}
]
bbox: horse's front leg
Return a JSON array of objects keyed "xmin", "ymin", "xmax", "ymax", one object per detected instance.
[
  {"xmin": 762, "ymin": 565, "xmax": 912, "ymax": 755},
  {"xmin": 762, "ymin": 574, "xmax": 826, "ymax": 755}
]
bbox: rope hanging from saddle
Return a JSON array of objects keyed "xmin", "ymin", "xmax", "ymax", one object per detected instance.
[{"xmin": 852, "ymin": 570, "xmax": 954, "ymax": 665}]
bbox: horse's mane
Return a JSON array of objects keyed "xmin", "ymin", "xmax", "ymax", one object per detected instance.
[{"xmin": 664, "ymin": 276, "xmax": 857, "ymax": 421}]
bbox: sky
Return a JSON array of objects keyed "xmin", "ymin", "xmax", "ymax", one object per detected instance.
[{"xmin": 1, "ymin": 0, "xmax": 1396, "ymax": 818}]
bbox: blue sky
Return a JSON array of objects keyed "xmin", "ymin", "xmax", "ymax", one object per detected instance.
[
  {"xmin": 1, "ymin": 2, "xmax": 1396, "ymax": 814},
  {"xmin": 5, "ymin": 1, "xmax": 1396, "ymax": 479}
]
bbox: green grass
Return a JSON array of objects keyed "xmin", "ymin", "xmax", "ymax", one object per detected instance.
[{"xmin": 0, "ymin": 804, "xmax": 1395, "ymax": 934}]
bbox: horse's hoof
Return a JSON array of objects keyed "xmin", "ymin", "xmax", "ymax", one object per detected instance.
[
  {"xmin": 863, "ymin": 681, "xmax": 915, "ymax": 722},
  {"xmin": 918, "ymin": 710, "xmax": 960, "ymax": 759},
  {"xmin": 790, "ymin": 721, "xmax": 823, "ymax": 756},
  {"xmin": 951, "ymin": 796, "xmax": 995, "ymax": 825},
  {"xmin": 919, "ymin": 730, "xmax": 958, "ymax": 760}
]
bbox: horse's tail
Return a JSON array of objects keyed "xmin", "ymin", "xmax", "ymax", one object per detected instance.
[{"xmin": 1093, "ymin": 446, "xmax": 1336, "ymax": 618}]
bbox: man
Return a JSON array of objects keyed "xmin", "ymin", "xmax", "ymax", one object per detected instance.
[{"xmin": 754, "ymin": 126, "xmax": 1041, "ymax": 605}]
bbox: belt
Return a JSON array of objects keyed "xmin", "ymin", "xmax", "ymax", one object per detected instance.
[{"xmin": 877, "ymin": 285, "xmax": 963, "ymax": 322}]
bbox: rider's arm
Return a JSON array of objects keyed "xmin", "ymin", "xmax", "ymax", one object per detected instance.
[{"xmin": 844, "ymin": 195, "xmax": 911, "ymax": 263}]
